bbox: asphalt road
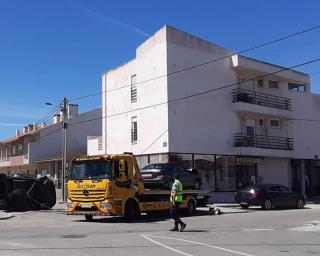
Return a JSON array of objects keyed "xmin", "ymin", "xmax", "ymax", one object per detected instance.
[{"xmin": 1, "ymin": 205, "xmax": 320, "ymax": 256}]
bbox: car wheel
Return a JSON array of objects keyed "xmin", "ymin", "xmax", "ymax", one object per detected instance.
[
  {"xmin": 262, "ymin": 199, "xmax": 272, "ymax": 210},
  {"xmin": 240, "ymin": 204, "xmax": 249, "ymax": 209},
  {"xmin": 193, "ymin": 180, "xmax": 201, "ymax": 190},
  {"xmin": 296, "ymin": 198, "xmax": 305, "ymax": 209},
  {"xmin": 186, "ymin": 199, "xmax": 196, "ymax": 215}
]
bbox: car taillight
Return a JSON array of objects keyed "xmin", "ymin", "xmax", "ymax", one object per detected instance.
[
  {"xmin": 155, "ymin": 171, "xmax": 164, "ymax": 177},
  {"xmin": 250, "ymin": 189, "xmax": 259, "ymax": 198}
]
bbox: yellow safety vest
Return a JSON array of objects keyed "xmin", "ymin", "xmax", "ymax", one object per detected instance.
[{"xmin": 175, "ymin": 179, "xmax": 183, "ymax": 203}]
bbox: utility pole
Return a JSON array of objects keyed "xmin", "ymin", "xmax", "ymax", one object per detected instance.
[{"xmin": 61, "ymin": 97, "xmax": 68, "ymax": 201}]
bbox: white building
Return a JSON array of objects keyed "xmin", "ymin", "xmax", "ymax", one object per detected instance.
[
  {"xmin": 0, "ymin": 106, "xmax": 102, "ymax": 186},
  {"xmin": 100, "ymin": 25, "xmax": 320, "ymax": 201}
]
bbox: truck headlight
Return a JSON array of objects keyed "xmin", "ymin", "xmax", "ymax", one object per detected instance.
[{"xmin": 100, "ymin": 202, "xmax": 112, "ymax": 210}]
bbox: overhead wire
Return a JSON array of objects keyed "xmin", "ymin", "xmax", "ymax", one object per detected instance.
[
  {"xmin": 68, "ymin": 57, "xmax": 320, "ymax": 127},
  {"xmin": 69, "ymin": 23, "xmax": 320, "ymax": 102}
]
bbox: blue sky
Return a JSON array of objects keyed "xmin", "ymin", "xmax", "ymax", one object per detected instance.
[{"xmin": 0, "ymin": 0, "xmax": 320, "ymax": 140}]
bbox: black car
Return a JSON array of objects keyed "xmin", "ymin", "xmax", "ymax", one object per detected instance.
[
  {"xmin": 234, "ymin": 184, "xmax": 305, "ymax": 210},
  {"xmin": 140, "ymin": 162, "xmax": 202, "ymax": 190}
]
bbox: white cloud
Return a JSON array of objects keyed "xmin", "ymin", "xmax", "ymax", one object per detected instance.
[
  {"xmin": 76, "ymin": 4, "xmax": 150, "ymax": 37},
  {"xmin": 0, "ymin": 122, "xmax": 25, "ymax": 127}
]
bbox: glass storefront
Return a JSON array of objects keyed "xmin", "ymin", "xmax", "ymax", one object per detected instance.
[
  {"xmin": 216, "ymin": 156, "xmax": 236, "ymax": 191},
  {"xmin": 136, "ymin": 152, "xmax": 259, "ymax": 192},
  {"xmin": 194, "ymin": 154, "xmax": 215, "ymax": 190}
]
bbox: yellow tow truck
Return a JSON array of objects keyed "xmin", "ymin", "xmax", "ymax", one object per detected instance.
[{"xmin": 67, "ymin": 153, "xmax": 209, "ymax": 221}]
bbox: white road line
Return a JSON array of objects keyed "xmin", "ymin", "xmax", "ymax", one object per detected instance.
[
  {"xmin": 146, "ymin": 234, "xmax": 256, "ymax": 256},
  {"xmin": 141, "ymin": 234, "xmax": 193, "ymax": 256}
]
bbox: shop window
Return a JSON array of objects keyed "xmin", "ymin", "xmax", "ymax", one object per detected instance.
[
  {"xmin": 216, "ymin": 156, "xmax": 236, "ymax": 191},
  {"xmin": 170, "ymin": 153, "xmax": 193, "ymax": 169},
  {"xmin": 194, "ymin": 154, "xmax": 215, "ymax": 190}
]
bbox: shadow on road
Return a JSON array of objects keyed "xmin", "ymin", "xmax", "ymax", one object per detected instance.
[{"xmin": 73, "ymin": 209, "xmax": 210, "ymax": 224}]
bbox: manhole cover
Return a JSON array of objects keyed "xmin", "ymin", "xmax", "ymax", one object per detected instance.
[{"xmin": 62, "ymin": 234, "xmax": 86, "ymax": 238}]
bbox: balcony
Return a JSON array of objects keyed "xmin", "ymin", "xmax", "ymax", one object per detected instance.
[
  {"xmin": 232, "ymin": 88, "xmax": 291, "ymax": 110},
  {"xmin": 232, "ymin": 88, "xmax": 293, "ymax": 118},
  {"xmin": 234, "ymin": 133, "xmax": 293, "ymax": 150},
  {"xmin": 0, "ymin": 157, "xmax": 10, "ymax": 167}
]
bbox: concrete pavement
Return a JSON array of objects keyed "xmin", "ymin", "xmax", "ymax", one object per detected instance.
[{"xmin": 1, "ymin": 204, "xmax": 320, "ymax": 256}]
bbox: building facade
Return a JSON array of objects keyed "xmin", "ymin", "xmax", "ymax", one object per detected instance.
[
  {"xmin": 0, "ymin": 106, "xmax": 102, "ymax": 187},
  {"xmin": 101, "ymin": 25, "xmax": 320, "ymax": 201}
]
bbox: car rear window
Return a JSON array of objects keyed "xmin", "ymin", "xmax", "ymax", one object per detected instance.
[{"xmin": 142, "ymin": 163, "xmax": 166, "ymax": 170}]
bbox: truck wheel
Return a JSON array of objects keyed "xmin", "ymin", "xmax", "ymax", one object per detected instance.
[
  {"xmin": 186, "ymin": 199, "xmax": 196, "ymax": 215},
  {"xmin": 85, "ymin": 214, "xmax": 93, "ymax": 221},
  {"xmin": 124, "ymin": 200, "xmax": 140, "ymax": 220}
]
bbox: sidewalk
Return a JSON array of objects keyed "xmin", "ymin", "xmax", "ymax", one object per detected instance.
[{"xmin": 0, "ymin": 211, "xmax": 13, "ymax": 219}]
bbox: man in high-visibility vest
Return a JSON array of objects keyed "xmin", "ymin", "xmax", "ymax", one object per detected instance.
[{"xmin": 170, "ymin": 173, "xmax": 186, "ymax": 231}]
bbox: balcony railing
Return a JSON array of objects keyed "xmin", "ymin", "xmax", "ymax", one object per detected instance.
[
  {"xmin": 232, "ymin": 88, "xmax": 292, "ymax": 110},
  {"xmin": 234, "ymin": 133, "xmax": 293, "ymax": 150}
]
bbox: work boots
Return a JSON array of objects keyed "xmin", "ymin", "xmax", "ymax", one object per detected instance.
[
  {"xmin": 170, "ymin": 223, "xmax": 179, "ymax": 231},
  {"xmin": 180, "ymin": 222, "xmax": 187, "ymax": 232}
]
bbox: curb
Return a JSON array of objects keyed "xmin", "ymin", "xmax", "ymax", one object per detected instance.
[{"xmin": 0, "ymin": 212, "xmax": 13, "ymax": 220}]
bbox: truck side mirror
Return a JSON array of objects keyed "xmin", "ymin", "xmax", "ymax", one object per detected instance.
[{"xmin": 114, "ymin": 160, "xmax": 120, "ymax": 178}]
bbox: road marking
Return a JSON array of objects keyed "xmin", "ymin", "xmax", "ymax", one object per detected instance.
[
  {"xmin": 141, "ymin": 234, "xmax": 193, "ymax": 256},
  {"xmin": 242, "ymin": 229, "xmax": 274, "ymax": 232},
  {"xmin": 144, "ymin": 235, "xmax": 256, "ymax": 256}
]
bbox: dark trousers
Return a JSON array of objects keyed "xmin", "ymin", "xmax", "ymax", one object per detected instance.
[{"xmin": 170, "ymin": 202, "xmax": 184, "ymax": 227}]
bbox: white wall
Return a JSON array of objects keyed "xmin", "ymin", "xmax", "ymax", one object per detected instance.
[
  {"xmin": 87, "ymin": 136, "xmax": 104, "ymax": 156},
  {"xmin": 166, "ymin": 26, "xmax": 239, "ymax": 154},
  {"xmin": 102, "ymin": 25, "xmax": 320, "ymax": 161},
  {"xmin": 104, "ymin": 27, "xmax": 169, "ymax": 155},
  {"xmin": 289, "ymin": 92, "xmax": 320, "ymax": 159},
  {"xmin": 29, "ymin": 108, "xmax": 102, "ymax": 161}
]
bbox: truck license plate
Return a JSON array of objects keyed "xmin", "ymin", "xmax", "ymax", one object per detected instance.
[{"xmin": 80, "ymin": 204, "xmax": 92, "ymax": 209}]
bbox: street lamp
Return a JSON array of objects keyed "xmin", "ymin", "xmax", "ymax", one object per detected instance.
[{"xmin": 45, "ymin": 98, "xmax": 68, "ymax": 201}]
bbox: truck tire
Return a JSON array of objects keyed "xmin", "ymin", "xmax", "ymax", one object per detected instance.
[
  {"xmin": 85, "ymin": 214, "xmax": 93, "ymax": 221},
  {"xmin": 185, "ymin": 199, "xmax": 196, "ymax": 215},
  {"xmin": 124, "ymin": 200, "xmax": 140, "ymax": 220}
]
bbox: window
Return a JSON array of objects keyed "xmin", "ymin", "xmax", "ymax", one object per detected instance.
[
  {"xmin": 131, "ymin": 74, "xmax": 137, "ymax": 103},
  {"xmin": 18, "ymin": 144, "xmax": 23, "ymax": 153},
  {"xmin": 268, "ymin": 80, "xmax": 279, "ymax": 89},
  {"xmin": 288, "ymin": 83, "xmax": 306, "ymax": 92},
  {"xmin": 257, "ymin": 79, "xmax": 264, "ymax": 88},
  {"xmin": 194, "ymin": 154, "xmax": 215, "ymax": 190},
  {"xmin": 12, "ymin": 146, "xmax": 16, "ymax": 155},
  {"xmin": 131, "ymin": 116, "xmax": 138, "ymax": 144},
  {"xmin": 270, "ymin": 119, "xmax": 280, "ymax": 128},
  {"xmin": 216, "ymin": 156, "xmax": 236, "ymax": 191},
  {"xmin": 258, "ymin": 118, "xmax": 264, "ymax": 127}
]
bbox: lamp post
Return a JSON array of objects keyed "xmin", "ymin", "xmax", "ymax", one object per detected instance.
[{"xmin": 45, "ymin": 98, "xmax": 68, "ymax": 201}]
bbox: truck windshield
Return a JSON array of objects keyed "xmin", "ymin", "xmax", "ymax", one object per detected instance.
[{"xmin": 69, "ymin": 160, "xmax": 112, "ymax": 180}]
